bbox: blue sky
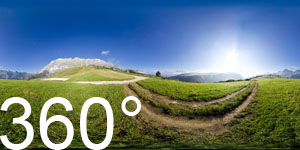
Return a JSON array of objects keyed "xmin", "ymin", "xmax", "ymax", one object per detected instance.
[{"xmin": 1, "ymin": 0, "xmax": 300, "ymax": 77}]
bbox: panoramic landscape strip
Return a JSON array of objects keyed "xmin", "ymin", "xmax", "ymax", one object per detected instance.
[{"xmin": 1, "ymin": 0, "xmax": 300, "ymax": 149}]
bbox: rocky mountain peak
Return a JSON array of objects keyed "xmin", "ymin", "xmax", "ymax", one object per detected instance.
[{"xmin": 39, "ymin": 57, "xmax": 115, "ymax": 74}]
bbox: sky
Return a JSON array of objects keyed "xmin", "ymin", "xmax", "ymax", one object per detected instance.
[{"xmin": 1, "ymin": 0, "xmax": 300, "ymax": 77}]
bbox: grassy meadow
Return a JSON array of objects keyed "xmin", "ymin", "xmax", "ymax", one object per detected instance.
[
  {"xmin": 216, "ymin": 78, "xmax": 300, "ymax": 148},
  {"xmin": 0, "ymin": 79, "xmax": 169, "ymax": 148},
  {"xmin": 51, "ymin": 66, "xmax": 134, "ymax": 82},
  {"xmin": 1, "ymin": 76, "xmax": 300, "ymax": 149},
  {"xmin": 138, "ymin": 78, "xmax": 249, "ymax": 101}
]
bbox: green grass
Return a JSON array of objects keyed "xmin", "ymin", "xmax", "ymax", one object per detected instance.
[
  {"xmin": 0, "ymin": 79, "xmax": 187, "ymax": 148},
  {"xmin": 138, "ymin": 78, "xmax": 249, "ymax": 102},
  {"xmin": 50, "ymin": 66, "xmax": 135, "ymax": 82},
  {"xmin": 2, "ymin": 77, "xmax": 300, "ymax": 149},
  {"xmin": 129, "ymin": 82, "xmax": 255, "ymax": 117},
  {"xmin": 216, "ymin": 78, "xmax": 300, "ymax": 148}
]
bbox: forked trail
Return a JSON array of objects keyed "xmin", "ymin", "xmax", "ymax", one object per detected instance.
[
  {"xmin": 125, "ymin": 83, "xmax": 257, "ymax": 134},
  {"xmin": 135, "ymin": 82, "xmax": 249, "ymax": 107}
]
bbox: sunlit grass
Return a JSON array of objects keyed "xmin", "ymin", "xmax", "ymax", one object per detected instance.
[
  {"xmin": 217, "ymin": 78, "xmax": 300, "ymax": 148},
  {"xmin": 0, "ymin": 79, "xmax": 157, "ymax": 148},
  {"xmin": 138, "ymin": 78, "xmax": 249, "ymax": 101},
  {"xmin": 51, "ymin": 66, "xmax": 134, "ymax": 82},
  {"xmin": 1, "ymin": 77, "xmax": 300, "ymax": 148}
]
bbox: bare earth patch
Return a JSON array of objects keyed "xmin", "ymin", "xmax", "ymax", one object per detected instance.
[
  {"xmin": 42, "ymin": 78, "xmax": 69, "ymax": 81},
  {"xmin": 42, "ymin": 76, "xmax": 148, "ymax": 84},
  {"xmin": 74, "ymin": 76, "xmax": 148, "ymax": 85}
]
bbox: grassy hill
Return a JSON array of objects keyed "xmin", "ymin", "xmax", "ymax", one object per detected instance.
[{"xmin": 50, "ymin": 66, "xmax": 135, "ymax": 82}]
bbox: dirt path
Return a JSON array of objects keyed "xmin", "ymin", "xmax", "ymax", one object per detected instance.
[
  {"xmin": 74, "ymin": 76, "xmax": 148, "ymax": 85},
  {"xmin": 135, "ymin": 82, "xmax": 249, "ymax": 107},
  {"xmin": 42, "ymin": 78, "xmax": 69, "ymax": 81},
  {"xmin": 125, "ymin": 84, "xmax": 257, "ymax": 134},
  {"xmin": 43, "ymin": 76, "xmax": 148, "ymax": 84}
]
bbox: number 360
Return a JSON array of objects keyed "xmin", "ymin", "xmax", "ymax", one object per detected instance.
[{"xmin": 0, "ymin": 96, "xmax": 140, "ymax": 150}]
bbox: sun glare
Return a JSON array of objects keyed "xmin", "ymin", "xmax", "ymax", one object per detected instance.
[
  {"xmin": 224, "ymin": 49, "xmax": 239, "ymax": 72},
  {"xmin": 226, "ymin": 49, "xmax": 238, "ymax": 61}
]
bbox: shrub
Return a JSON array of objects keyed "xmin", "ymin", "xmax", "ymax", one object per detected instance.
[{"xmin": 156, "ymin": 71, "xmax": 161, "ymax": 77}]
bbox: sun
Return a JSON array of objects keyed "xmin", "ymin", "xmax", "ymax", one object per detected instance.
[
  {"xmin": 224, "ymin": 49, "xmax": 239, "ymax": 72},
  {"xmin": 226, "ymin": 49, "xmax": 238, "ymax": 61}
]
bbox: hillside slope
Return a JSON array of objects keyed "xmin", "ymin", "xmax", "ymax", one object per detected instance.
[{"xmin": 51, "ymin": 66, "xmax": 134, "ymax": 82}]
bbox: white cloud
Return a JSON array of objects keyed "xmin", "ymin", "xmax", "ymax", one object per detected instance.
[{"xmin": 101, "ymin": 50, "xmax": 110, "ymax": 55}]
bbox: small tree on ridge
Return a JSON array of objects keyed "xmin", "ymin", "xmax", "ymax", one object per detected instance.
[{"xmin": 156, "ymin": 71, "xmax": 161, "ymax": 77}]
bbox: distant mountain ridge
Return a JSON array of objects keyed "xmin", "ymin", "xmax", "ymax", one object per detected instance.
[
  {"xmin": 0, "ymin": 70, "xmax": 31, "ymax": 80},
  {"xmin": 170, "ymin": 72, "xmax": 243, "ymax": 83},
  {"xmin": 40, "ymin": 57, "xmax": 115, "ymax": 75},
  {"xmin": 273, "ymin": 69, "xmax": 300, "ymax": 79}
]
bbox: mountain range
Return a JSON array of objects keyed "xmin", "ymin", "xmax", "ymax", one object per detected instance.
[
  {"xmin": 170, "ymin": 73, "xmax": 243, "ymax": 83},
  {"xmin": 272, "ymin": 69, "xmax": 300, "ymax": 79},
  {"xmin": 0, "ymin": 70, "xmax": 31, "ymax": 80},
  {"xmin": 40, "ymin": 57, "xmax": 115, "ymax": 75},
  {"xmin": 0, "ymin": 57, "xmax": 115, "ymax": 80},
  {"xmin": 2, "ymin": 57, "xmax": 300, "ymax": 81}
]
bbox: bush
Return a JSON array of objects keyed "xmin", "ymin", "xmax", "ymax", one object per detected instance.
[{"xmin": 156, "ymin": 71, "xmax": 161, "ymax": 77}]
